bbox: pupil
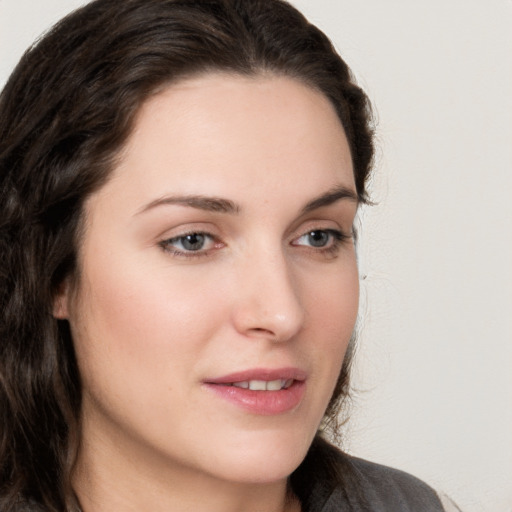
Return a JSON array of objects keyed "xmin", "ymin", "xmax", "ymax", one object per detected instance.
[
  {"xmin": 183, "ymin": 234, "xmax": 205, "ymax": 251},
  {"xmin": 308, "ymin": 231, "xmax": 328, "ymax": 247}
]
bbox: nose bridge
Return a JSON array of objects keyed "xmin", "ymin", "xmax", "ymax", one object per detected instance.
[{"xmin": 232, "ymin": 242, "xmax": 305, "ymax": 341}]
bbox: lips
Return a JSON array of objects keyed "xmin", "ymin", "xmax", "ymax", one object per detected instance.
[
  {"xmin": 203, "ymin": 368, "xmax": 307, "ymax": 415},
  {"xmin": 206, "ymin": 367, "xmax": 307, "ymax": 385}
]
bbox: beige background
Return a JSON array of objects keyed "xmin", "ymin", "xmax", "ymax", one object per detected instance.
[{"xmin": 1, "ymin": 1, "xmax": 511, "ymax": 511}]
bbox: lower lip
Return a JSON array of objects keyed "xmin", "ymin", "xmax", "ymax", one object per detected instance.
[{"xmin": 203, "ymin": 380, "xmax": 306, "ymax": 415}]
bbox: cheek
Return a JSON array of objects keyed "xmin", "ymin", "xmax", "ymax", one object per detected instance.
[
  {"xmin": 309, "ymin": 261, "xmax": 359, "ymax": 376},
  {"xmin": 69, "ymin": 255, "xmax": 231, "ymax": 397},
  {"xmin": 305, "ymin": 258, "xmax": 359, "ymax": 336},
  {"xmin": 291, "ymin": 256, "xmax": 359, "ymax": 393}
]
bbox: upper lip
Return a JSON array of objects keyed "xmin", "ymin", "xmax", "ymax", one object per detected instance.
[{"xmin": 204, "ymin": 367, "xmax": 307, "ymax": 384}]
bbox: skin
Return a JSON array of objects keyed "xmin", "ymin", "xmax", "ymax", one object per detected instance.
[{"xmin": 55, "ymin": 73, "xmax": 360, "ymax": 512}]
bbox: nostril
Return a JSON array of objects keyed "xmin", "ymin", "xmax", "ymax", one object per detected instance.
[{"xmin": 248, "ymin": 327, "xmax": 276, "ymax": 338}]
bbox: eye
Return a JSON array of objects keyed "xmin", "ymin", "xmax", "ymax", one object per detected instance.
[
  {"xmin": 293, "ymin": 229, "xmax": 346, "ymax": 249},
  {"xmin": 160, "ymin": 232, "xmax": 218, "ymax": 255},
  {"xmin": 302, "ymin": 230, "xmax": 330, "ymax": 248}
]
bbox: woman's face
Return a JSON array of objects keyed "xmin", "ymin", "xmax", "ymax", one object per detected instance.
[{"xmin": 57, "ymin": 74, "xmax": 359, "ymax": 486}]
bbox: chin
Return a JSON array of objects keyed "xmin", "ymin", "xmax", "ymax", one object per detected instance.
[{"xmin": 203, "ymin": 426, "xmax": 314, "ymax": 484}]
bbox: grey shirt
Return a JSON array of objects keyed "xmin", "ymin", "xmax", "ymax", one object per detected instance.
[
  {"xmin": 292, "ymin": 437, "xmax": 460, "ymax": 511},
  {"xmin": 319, "ymin": 457, "xmax": 451, "ymax": 511}
]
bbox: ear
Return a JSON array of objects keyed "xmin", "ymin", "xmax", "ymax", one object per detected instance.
[{"xmin": 52, "ymin": 277, "xmax": 71, "ymax": 319}]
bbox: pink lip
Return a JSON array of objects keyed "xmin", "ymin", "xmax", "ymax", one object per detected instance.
[
  {"xmin": 205, "ymin": 367, "xmax": 307, "ymax": 384},
  {"xmin": 203, "ymin": 367, "xmax": 307, "ymax": 416}
]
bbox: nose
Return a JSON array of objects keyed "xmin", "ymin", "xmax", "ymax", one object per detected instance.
[{"xmin": 231, "ymin": 249, "xmax": 305, "ymax": 342}]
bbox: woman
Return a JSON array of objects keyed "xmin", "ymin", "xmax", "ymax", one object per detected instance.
[{"xmin": 0, "ymin": 1, "xmax": 458, "ymax": 511}]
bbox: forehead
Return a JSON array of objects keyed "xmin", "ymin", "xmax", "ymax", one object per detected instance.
[{"xmin": 86, "ymin": 72, "xmax": 355, "ymax": 217}]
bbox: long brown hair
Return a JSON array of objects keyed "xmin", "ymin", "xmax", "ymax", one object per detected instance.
[{"xmin": 0, "ymin": 1, "xmax": 374, "ymax": 510}]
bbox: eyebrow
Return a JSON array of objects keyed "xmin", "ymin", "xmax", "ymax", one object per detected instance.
[
  {"xmin": 137, "ymin": 195, "xmax": 240, "ymax": 215},
  {"xmin": 136, "ymin": 184, "xmax": 358, "ymax": 216},
  {"xmin": 300, "ymin": 185, "xmax": 358, "ymax": 213}
]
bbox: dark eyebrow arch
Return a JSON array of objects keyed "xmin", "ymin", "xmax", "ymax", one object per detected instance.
[
  {"xmin": 137, "ymin": 185, "xmax": 356, "ymax": 216},
  {"xmin": 136, "ymin": 195, "xmax": 240, "ymax": 215},
  {"xmin": 301, "ymin": 185, "xmax": 358, "ymax": 213}
]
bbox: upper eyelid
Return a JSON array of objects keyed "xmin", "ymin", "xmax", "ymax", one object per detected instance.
[
  {"xmin": 167, "ymin": 230, "xmax": 215, "ymax": 240},
  {"xmin": 164, "ymin": 231, "xmax": 218, "ymax": 246},
  {"xmin": 153, "ymin": 208, "xmax": 351, "ymax": 234},
  {"xmin": 288, "ymin": 217, "xmax": 350, "ymax": 239},
  {"xmin": 156, "ymin": 222, "xmax": 220, "ymax": 241},
  {"xmin": 291, "ymin": 228, "xmax": 349, "ymax": 245}
]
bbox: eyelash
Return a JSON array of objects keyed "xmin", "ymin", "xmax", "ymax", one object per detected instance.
[
  {"xmin": 159, "ymin": 228, "xmax": 351, "ymax": 259},
  {"xmin": 292, "ymin": 229, "xmax": 351, "ymax": 257}
]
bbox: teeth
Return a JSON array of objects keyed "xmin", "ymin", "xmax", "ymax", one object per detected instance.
[
  {"xmin": 266, "ymin": 379, "xmax": 283, "ymax": 391},
  {"xmin": 249, "ymin": 380, "xmax": 267, "ymax": 391},
  {"xmin": 232, "ymin": 381, "xmax": 249, "ymax": 389},
  {"xmin": 231, "ymin": 379, "xmax": 293, "ymax": 391}
]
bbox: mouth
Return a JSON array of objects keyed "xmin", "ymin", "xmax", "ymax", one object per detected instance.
[
  {"xmin": 203, "ymin": 368, "xmax": 307, "ymax": 415},
  {"xmin": 205, "ymin": 367, "xmax": 307, "ymax": 385}
]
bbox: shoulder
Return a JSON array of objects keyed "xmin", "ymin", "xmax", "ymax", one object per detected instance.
[
  {"xmin": 293, "ymin": 436, "xmax": 448, "ymax": 512},
  {"xmin": 346, "ymin": 455, "xmax": 446, "ymax": 511}
]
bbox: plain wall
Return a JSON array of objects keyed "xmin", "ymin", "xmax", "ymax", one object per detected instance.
[
  {"xmin": 1, "ymin": 1, "xmax": 511, "ymax": 511},
  {"xmin": 290, "ymin": 2, "xmax": 512, "ymax": 511}
]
